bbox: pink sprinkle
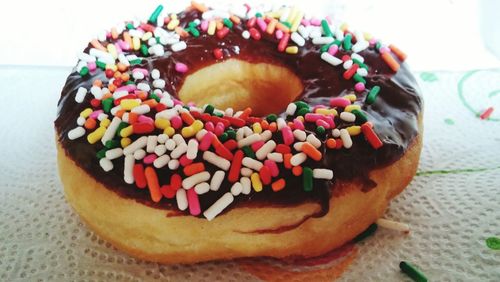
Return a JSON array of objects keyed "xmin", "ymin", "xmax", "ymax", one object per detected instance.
[
  {"xmin": 117, "ymin": 39, "xmax": 130, "ymax": 51},
  {"xmin": 305, "ymin": 113, "xmax": 323, "ymax": 122},
  {"xmin": 275, "ymin": 29, "xmax": 284, "ymax": 40},
  {"xmin": 325, "ymin": 16, "xmax": 333, "ymax": 25},
  {"xmin": 282, "ymin": 126, "xmax": 294, "ymax": 145},
  {"xmin": 214, "ymin": 122, "xmax": 225, "ymax": 136},
  {"xmin": 175, "ymin": 63, "xmax": 188, "ymax": 73},
  {"xmin": 138, "ymin": 115, "xmax": 153, "ymax": 124},
  {"xmin": 114, "ymin": 42, "xmax": 122, "ymax": 53},
  {"xmin": 379, "ymin": 46, "xmax": 390, "ymax": 54},
  {"xmin": 187, "ymin": 188, "xmax": 201, "ymax": 216},
  {"xmin": 354, "ymin": 82, "xmax": 366, "ymax": 92},
  {"xmin": 204, "ymin": 121, "xmax": 215, "ymax": 132},
  {"xmin": 328, "ymin": 45, "xmax": 339, "ymax": 56},
  {"xmin": 117, "ymin": 85, "xmax": 137, "ymax": 92},
  {"xmin": 310, "ymin": 18, "xmax": 321, "ymax": 26},
  {"xmin": 133, "ymin": 68, "xmax": 149, "ymax": 76},
  {"xmin": 199, "ymin": 131, "xmax": 214, "ymax": 151},
  {"xmin": 171, "ymin": 116, "xmax": 182, "ymax": 129},
  {"xmin": 330, "ymin": 97, "xmax": 351, "ymax": 108},
  {"xmin": 251, "ymin": 141, "xmax": 265, "ymax": 151},
  {"xmin": 173, "ymin": 99, "xmax": 184, "ymax": 106},
  {"xmin": 480, "ymin": 107, "xmax": 494, "ymax": 120},
  {"xmin": 324, "ymin": 116, "xmax": 336, "ymax": 128},
  {"xmin": 90, "ymin": 110, "xmax": 103, "ymax": 119},
  {"xmin": 106, "ymin": 31, "xmax": 112, "ymax": 39},
  {"xmin": 301, "ymin": 19, "xmax": 310, "ymax": 26},
  {"xmin": 87, "ymin": 62, "xmax": 97, "ymax": 72},
  {"xmin": 293, "ymin": 118, "xmax": 305, "ymax": 130},
  {"xmin": 369, "ymin": 38, "xmax": 378, "ymax": 46},
  {"xmin": 201, "ymin": 20, "xmax": 209, "ymax": 31},
  {"xmin": 264, "ymin": 160, "xmax": 279, "ymax": 177},
  {"xmin": 316, "ymin": 119, "xmax": 330, "ymax": 129},
  {"xmin": 179, "ymin": 154, "xmax": 193, "ymax": 167},
  {"xmin": 143, "ymin": 154, "xmax": 157, "ymax": 165},
  {"xmin": 256, "ymin": 18, "xmax": 267, "ymax": 32}
]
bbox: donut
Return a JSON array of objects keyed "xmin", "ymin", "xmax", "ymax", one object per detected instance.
[{"xmin": 55, "ymin": 2, "xmax": 423, "ymax": 264}]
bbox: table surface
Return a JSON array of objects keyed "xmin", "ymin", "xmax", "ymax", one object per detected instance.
[{"xmin": 0, "ymin": 66, "xmax": 499, "ymax": 281}]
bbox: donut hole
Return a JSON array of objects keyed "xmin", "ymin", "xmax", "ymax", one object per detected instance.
[{"xmin": 178, "ymin": 59, "xmax": 303, "ymax": 117}]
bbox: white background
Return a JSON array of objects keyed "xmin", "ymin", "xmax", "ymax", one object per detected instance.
[{"xmin": 0, "ymin": 0, "xmax": 499, "ymax": 71}]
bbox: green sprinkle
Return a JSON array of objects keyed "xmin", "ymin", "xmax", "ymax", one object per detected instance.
[
  {"xmin": 444, "ymin": 118, "xmax": 455, "ymax": 125},
  {"xmin": 320, "ymin": 42, "xmax": 336, "ymax": 53},
  {"xmin": 375, "ymin": 41, "xmax": 382, "ymax": 51},
  {"xmin": 96, "ymin": 149, "xmax": 107, "ymax": 159},
  {"xmin": 282, "ymin": 21, "xmax": 292, "ymax": 28},
  {"xmin": 420, "ymin": 72, "xmax": 438, "ymax": 82},
  {"xmin": 219, "ymin": 133, "xmax": 228, "ymax": 142},
  {"xmin": 266, "ymin": 114, "xmax": 278, "ymax": 122},
  {"xmin": 214, "ymin": 112, "xmax": 224, "ymax": 118},
  {"xmin": 130, "ymin": 59, "xmax": 142, "ymax": 65},
  {"xmin": 242, "ymin": 146, "xmax": 256, "ymax": 159},
  {"xmin": 148, "ymin": 5, "xmax": 164, "ymax": 24},
  {"xmin": 303, "ymin": 167, "xmax": 313, "ymax": 192},
  {"xmin": 399, "ymin": 261, "xmax": 428, "ymax": 282},
  {"xmin": 126, "ymin": 23, "xmax": 135, "ymax": 30},
  {"xmin": 150, "ymin": 93, "xmax": 160, "ymax": 102},
  {"xmin": 125, "ymin": 80, "xmax": 135, "ymax": 85},
  {"xmin": 187, "ymin": 27, "xmax": 200, "ymax": 37},
  {"xmin": 365, "ymin": 86, "xmax": 381, "ymax": 105},
  {"xmin": 226, "ymin": 129, "xmax": 236, "ymax": 140},
  {"xmin": 296, "ymin": 107, "xmax": 311, "ymax": 116},
  {"xmin": 79, "ymin": 66, "xmax": 89, "ymax": 76},
  {"xmin": 102, "ymin": 98, "xmax": 114, "ymax": 113},
  {"xmin": 352, "ymin": 58, "xmax": 369, "ymax": 70},
  {"xmin": 140, "ymin": 44, "xmax": 149, "ymax": 56},
  {"xmin": 105, "ymin": 140, "xmax": 120, "ymax": 149},
  {"xmin": 115, "ymin": 122, "xmax": 129, "ymax": 138},
  {"xmin": 204, "ymin": 104, "xmax": 215, "ymax": 114},
  {"xmin": 316, "ymin": 126, "xmax": 326, "ymax": 136},
  {"xmin": 255, "ymin": 12, "xmax": 263, "ymax": 18},
  {"xmin": 486, "ymin": 236, "xmax": 500, "ymax": 250},
  {"xmin": 96, "ymin": 60, "xmax": 107, "ymax": 70},
  {"xmin": 353, "ymin": 223, "xmax": 378, "ymax": 243},
  {"xmin": 294, "ymin": 101, "xmax": 309, "ymax": 110},
  {"xmin": 321, "ymin": 20, "xmax": 332, "ymax": 37},
  {"xmin": 333, "ymin": 39, "xmax": 342, "ymax": 46},
  {"xmin": 188, "ymin": 21, "xmax": 197, "ymax": 28},
  {"xmin": 352, "ymin": 109, "xmax": 368, "ymax": 124},
  {"xmin": 343, "ymin": 34, "xmax": 352, "ymax": 51},
  {"xmin": 223, "ymin": 18, "xmax": 233, "ymax": 29},
  {"xmin": 353, "ymin": 73, "xmax": 366, "ymax": 84}
]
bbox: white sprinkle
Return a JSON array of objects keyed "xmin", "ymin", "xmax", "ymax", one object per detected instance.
[
  {"xmin": 182, "ymin": 171, "xmax": 210, "ymax": 189},
  {"xmin": 194, "ymin": 182, "xmax": 210, "ymax": 195},
  {"xmin": 157, "ymin": 134, "xmax": 168, "ymax": 144},
  {"xmin": 313, "ymin": 168, "xmax": 334, "ymax": 180},
  {"xmin": 321, "ymin": 52, "xmax": 343, "ymax": 66},
  {"xmin": 172, "ymin": 134, "xmax": 186, "ymax": 146},
  {"xmin": 149, "ymin": 44, "xmax": 164, "ymax": 56},
  {"xmin": 124, "ymin": 154, "xmax": 135, "ymax": 184},
  {"xmin": 343, "ymin": 59, "xmax": 353, "ymax": 70},
  {"xmin": 153, "ymin": 155, "xmax": 170, "ymax": 169},
  {"xmin": 154, "ymin": 144, "xmax": 167, "ymax": 156},
  {"xmin": 225, "ymin": 108, "xmax": 234, "ymax": 117},
  {"xmin": 137, "ymin": 82, "xmax": 151, "ymax": 92},
  {"xmin": 260, "ymin": 130, "xmax": 273, "ymax": 142},
  {"xmin": 242, "ymin": 157, "xmax": 263, "ymax": 171},
  {"xmin": 293, "ymin": 142, "xmax": 304, "ymax": 151},
  {"xmin": 298, "ymin": 25, "xmax": 310, "ymax": 39},
  {"xmin": 210, "ymin": 170, "xmax": 225, "ymax": 191},
  {"xmin": 99, "ymin": 158, "xmax": 113, "ymax": 172},
  {"xmin": 340, "ymin": 112, "xmax": 356, "ymax": 122},
  {"xmin": 312, "ymin": 37, "xmax": 334, "ymax": 45},
  {"xmin": 203, "ymin": 151, "xmax": 230, "ymax": 171},
  {"xmin": 160, "ymin": 96, "xmax": 174, "ymax": 107},
  {"xmin": 376, "ymin": 218, "xmax": 410, "ymax": 233},
  {"xmin": 75, "ymin": 87, "xmax": 87, "ymax": 103},
  {"xmin": 291, "ymin": 32, "xmax": 305, "ymax": 47},
  {"xmin": 153, "ymin": 79, "xmax": 166, "ymax": 89},
  {"xmin": 202, "ymin": 10, "xmax": 230, "ymax": 20},
  {"xmin": 196, "ymin": 129, "xmax": 207, "ymax": 141},
  {"xmin": 309, "ymin": 26, "xmax": 322, "ymax": 39},
  {"xmin": 267, "ymin": 153, "xmax": 283, "ymax": 163},
  {"xmin": 340, "ymin": 128, "xmax": 353, "ymax": 149},
  {"xmin": 306, "ymin": 134, "xmax": 322, "ymax": 148},
  {"xmin": 77, "ymin": 116, "xmax": 86, "ymax": 126},
  {"xmin": 351, "ymin": 53, "xmax": 364, "ymax": 63},
  {"xmin": 123, "ymin": 136, "xmax": 147, "ymax": 155},
  {"xmin": 242, "ymin": 30, "xmax": 250, "ymax": 39},
  {"xmin": 131, "ymin": 104, "xmax": 151, "ymax": 115},
  {"xmin": 332, "ymin": 128, "xmax": 341, "ymax": 138},
  {"xmin": 290, "ymin": 152, "xmax": 307, "ymax": 166},
  {"xmin": 187, "ymin": 139, "xmax": 199, "ymax": 160},
  {"xmin": 146, "ymin": 135, "xmax": 158, "ymax": 153},
  {"xmin": 335, "ymin": 28, "xmax": 344, "ymax": 40},
  {"xmin": 203, "ymin": 192, "xmax": 234, "ymax": 221},
  {"xmin": 240, "ymin": 167, "xmax": 253, "ymax": 177},
  {"xmin": 97, "ymin": 113, "xmax": 108, "ymax": 121},
  {"xmin": 230, "ymin": 182, "xmax": 243, "ymax": 196},
  {"xmin": 171, "ymin": 143, "xmax": 188, "ymax": 159},
  {"xmin": 352, "ymin": 40, "xmax": 369, "ymax": 53},
  {"xmin": 105, "ymin": 148, "xmax": 123, "ymax": 160},
  {"xmin": 90, "ymin": 86, "xmax": 103, "ymax": 99},
  {"xmin": 118, "ymin": 53, "xmax": 130, "ymax": 66},
  {"xmin": 240, "ymin": 177, "xmax": 251, "ymax": 195},
  {"xmin": 293, "ymin": 129, "xmax": 307, "ymax": 141},
  {"xmin": 286, "ymin": 103, "xmax": 297, "ymax": 116},
  {"xmin": 238, "ymin": 133, "xmax": 262, "ymax": 148},
  {"xmin": 171, "ymin": 41, "xmax": 187, "ymax": 52},
  {"xmin": 276, "ymin": 118, "xmax": 287, "ymax": 130},
  {"xmin": 68, "ymin": 127, "xmax": 85, "ymax": 140},
  {"xmin": 256, "ymin": 140, "xmax": 276, "ymax": 160},
  {"xmin": 165, "ymin": 139, "xmax": 176, "ymax": 151},
  {"xmin": 77, "ymin": 52, "xmax": 96, "ymax": 63},
  {"xmin": 134, "ymin": 149, "xmax": 146, "ymax": 160},
  {"xmin": 121, "ymin": 113, "xmax": 130, "ymax": 124},
  {"xmin": 243, "ymin": 126, "xmax": 253, "ymax": 137},
  {"xmin": 176, "ymin": 189, "xmax": 188, "ymax": 211},
  {"xmin": 357, "ymin": 67, "xmax": 368, "ymax": 77},
  {"xmin": 110, "ymin": 105, "xmax": 122, "ymax": 116},
  {"xmin": 236, "ymin": 128, "xmax": 245, "ymax": 141},
  {"xmin": 132, "ymin": 71, "xmax": 145, "ymax": 80},
  {"xmin": 168, "ymin": 159, "xmax": 180, "ymax": 170}
]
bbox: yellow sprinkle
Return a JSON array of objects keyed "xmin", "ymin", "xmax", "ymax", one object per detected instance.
[
  {"xmin": 120, "ymin": 99, "xmax": 140, "ymax": 111},
  {"xmin": 343, "ymin": 94, "xmax": 357, "ymax": 102},
  {"xmin": 155, "ymin": 118, "xmax": 171, "ymax": 129},
  {"xmin": 363, "ymin": 32, "xmax": 373, "ymax": 41},
  {"xmin": 316, "ymin": 108, "xmax": 338, "ymax": 116},
  {"xmin": 207, "ymin": 20, "xmax": 216, "ymax": 35},
  {"xmin": 141, "ymin": 32, "xmax": 153, "ymax": 42},
  {"xmin": 80, "ymin": 108, "xmax": 93, "ymax": 118},
  {"xmin": 132, "ymin": 36, "xmax": 141, "ymax": 50},
  {"xmin": 340, "ymin": 23, "xmax": 349, "ymax": 32},
  {"xmin": 164, "ymin": 126, "xmax": 175, "ymax": 137},
  {"xmin": 252, "ymin": 122, "xmax": 262, "ymax": 134},
  {"xmin": 107, "ymin": 44, "xmax": 118, "ymax": 59},
  {"xmin": 167, "ymin": 19, "xmax": 180, "ymax": 30},
  {"xmin": 192, "ymin": 120, "xmax": 204, "ymax": 131},
  {"xmin": 296, "ymin": 116, "xmax": 305, "ymax": 122},
  {"xmin": 105, "ymin": 64, "xmax": 117, "ymax": 72},
  {"xmin": 100, "ymin": 118, "xmax": 111, "ymax": 128},
  {"xmin": 181, "ymin": 126, "xmax": 196, "ymax": 138},
  {"xmin": 170, "ymin": 13, "xmax": 178, "ymax": 20},
  {"xmin": 251, "ymin": 173, "xmax": 263, "ymax": 192},
  {"xmin": 347, "ymin": 126, "xmax": 362, "ymax": 136},
  {"xmin": 121, "ymin": 137, "xmax": 132, "ymax": 148},
  {"xmin": 266, "ymin": 11, "xmax": 280, "ymax": 18},
  {"xmin": 87, "ymin": 126, "xmax": 106, "ymax": 144},
  {"xmin": 285, "ymin": 46, "xmax": 299, "ymax": 54},
  {"xmin": 345, "ymin": 105, "xmax": 361, "ymax": 112},
  {"xmin": 290, "ymin": 11, "xmax": 304, "ymax": 32},
  {"xmin": 120, "ymin": 125, "xmax": 133, "ymax": 138},
  {"xmin": 287, "ymin": 6, "xmax": 298, "ymax": 23}
]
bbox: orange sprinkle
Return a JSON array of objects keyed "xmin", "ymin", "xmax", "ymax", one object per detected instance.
[
  {"xmin": 120, "ymin": 72, "xmax": 130, "ymax": 82},
  {"xmin": 123, "ymin": 32, "xmax": 132, "ymax": 47},
  {"xmin": 113, "ymin": 71, "xmax": 122, "ymax": 79},
  {"xmin": 302, "ymin": 142, "xmax": 322, "ymax": 161},
  {"xmin": 292, "ymin": 166, "xmax": 303, "ymax": 176},
  {"xmin": 117, "ymin": 63, "xmax": 128, "ymax": 72},
  {"xmin": 216, "ymin": 20, "xmax": 224, "ymax": 31},
  {"xmin": 143, "ymin": 99, "xmax": 158, "ymax": 108},
  {"xmin": 92, "ymin": 79, "xmax": 103, "ymax": 88},
  {"xmin": 115, "ymin": 109, "xmax": 126, "ymax": 118},
  {"xmin": 326, "ymin": 138, "xmax": 337, "ymax": 149},
  {"xmin": 212, "ymin": 135, "xmax": 223, "ymax": 148},
  {"xmin": 276, "ymin": 22, "xmax": 290, "ymax": 33},
  {"xmin": 90, "ymin": 39, "xmax": 107, "ymax": 52},
  {"xmin": 381, "ymin": 52, "xmax": 400, "ymax": 72},
  {"xmin": 260, "ymin": 120, "xmax": 269, "ymax": 130},
  {"xmin": 128, "ymin": 112, "xmax": 138, "ymax": 124},
  {"xmin": 136, "ymin": 91, "xmax": 148, "ymax": 100},
  {"xmin": 175, "ymin": 27, "xmax": 189, "ymax": 37},
  {"xmin": 271, "ymin": 178, "xmax": 286, "ymax": 192},
  {"xmin": 107, "ymin": 84, "xmax": 117, "ymax": 93},
  {"xmin": 84, "ymin": 118, "xmax": 97, "ymax": 130},
  {"xmin": 230, "ymin": 15, "xmax": 241, "ymax": 25},
  {"xmin": 191, "ymin": 1, "xmax": 208, "ymax": 12},
  {"xmin": 283, "ymin": 153, "xmax": 292, "ymax": 169},
  {"xmin": 183, "ymin": 162, "xmax": 205, "ymax": 176},
  {"xmin": 145, "ymin": 167, "xmax": 162, "ymax": 202},
  {"xmin": 266, "ymin": 18, "xmax": 278, "ymax": 34},
  {"xmin": 269, "ymin": 122, "xmax": 277, "ymax": 132},
  {"xmin": 389, "ymin": 44, "xmax": 407, "ymax": 61},
  {"xmin": 111, "ymin": 27, "xmax": 119, "ymax": 40},
  {"xmin": 240, "ymin": 107, "xmax": 252, "ymax": 119},
  {"xmin": 102, "ymin": 92, "xmax": 113, "ymax": 100},
  {"xmin": 181, "ymin": 112, "xmax": 195, "ymax": 125}
]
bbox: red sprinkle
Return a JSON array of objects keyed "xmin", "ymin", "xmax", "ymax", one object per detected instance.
[
  {"xmin": 228, "ymin": 150, "xmax": 244, "ymax": 182},
  {"xmin": 246, "ymin": 17, "xmax": 257, "ymax": 28},
  {"xmin": 133, "ymin": 164, "xmax": 147, "ymax": 189},
  {"xmin": 343, "ymin": 64, "xmax": 359, "ymax": 80},
  {"xmin": 183, "ymin": 162, "xmax": 205, "ymax": 176},
  {"xmin": 170, "ymin": 174, "xmax": 182, "ymax": 190},
  {"xmin": 259, "ymin": 166, "xmax": 272, "ymax": 185},
  {"xmin": 133, "ymin": 122, "xmax": 155, "ymax": 134},
  {"xmin": 361, "ymin": 123, "xmax": 383, "ymax": 149},
  {"xmin": 223, "ymin": 139, "xmax": 238, "ymax": 151},
  {"xmin": 90, "ymin": 99, "xmax": 101, "ymax": 108},
  {"xmin": 276, "ymin": 144, "xmax": 291, "ymax": 154},
  {"xmin": 278, "ymin": 32, "xmax": 290, "ymax": 52},
  {"xmin": 480, "ymin": 107, "xmax": 494, "ymax": 120},
  {"xmin": 160, "ymin": 185, "xmax": 176, "ymax": 199},
  {"xmin": 249, "ymin": 27, "xmax": 261, "ymax": 40},
  {"xmin": 215, "ymin": 143, "xmax": 234, "ymax": 161},
  {"xmin": 216, "ymin": 27, "xmax": 230, "ymax": 39},
  {"xmin": 213, "ymin": 48, "xmax": 223, "ymax": 60}
]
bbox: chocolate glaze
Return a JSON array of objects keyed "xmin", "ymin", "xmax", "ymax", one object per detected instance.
[{"xmin": 55, "ymin": 9, "xmax": 422, "ymax": 218}]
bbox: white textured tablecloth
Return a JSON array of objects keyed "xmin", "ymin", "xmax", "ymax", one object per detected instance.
[{"xmin": 0, "ymin": 66, "xmax": 499, "ymax": 281}]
